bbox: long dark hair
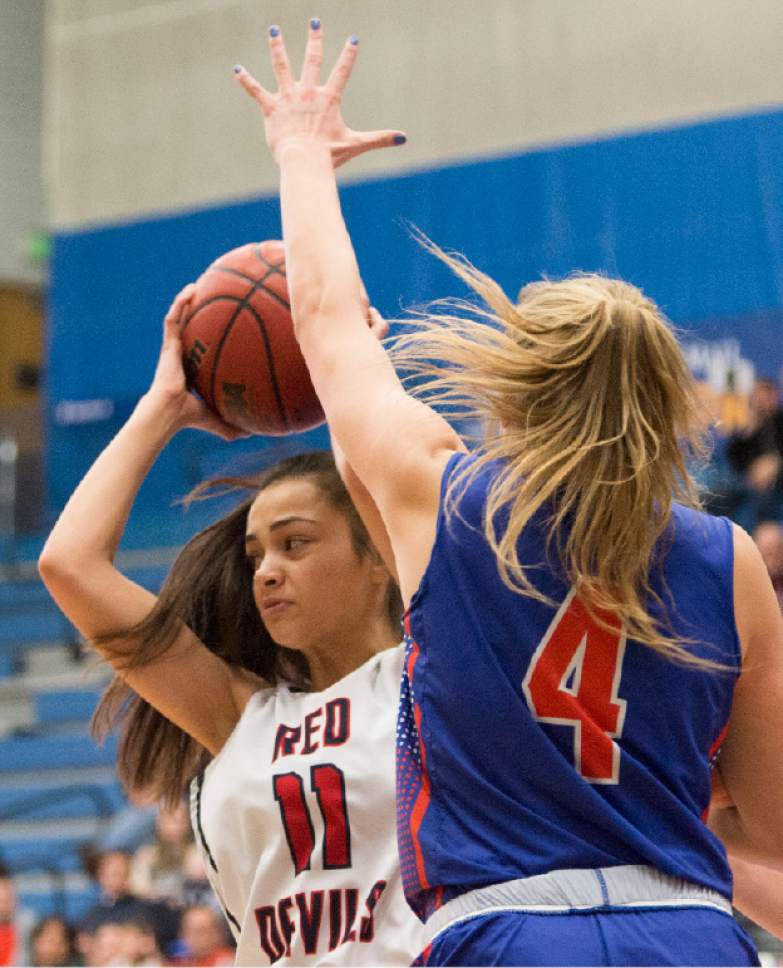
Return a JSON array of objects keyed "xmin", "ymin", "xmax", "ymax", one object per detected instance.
[{"xmin": 92, "ymin": 451, "xmax": 402, "ymax": 805}]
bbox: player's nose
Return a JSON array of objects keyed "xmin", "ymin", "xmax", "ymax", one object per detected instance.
[{"xmin": 254, "ymin": 554, "xmax": 284, "ymax": 587}]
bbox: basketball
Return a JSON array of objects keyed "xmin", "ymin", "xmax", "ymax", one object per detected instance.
[{"xmin": 181, "ymin": 240, "xmax": 324, "ymax": 435}]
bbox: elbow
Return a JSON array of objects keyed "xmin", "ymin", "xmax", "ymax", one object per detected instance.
[
  {"xmin": 38, "ymin": 545, "xmax": 62, "ymax": 583},
  {"xmin": 291, "ymin": 284, "xmax": 363, "ymax": 344},
  {"xmin": 754, "ymin": 827, "xmax": 783, "ymax": 866},
  {"xmin": 291, "ymin": 297, "xmax": 327, "ymax": 345},
  {"xmin": 38, "ymin": 546, "xmax": 72, "ymax": 592},
  {"xmin": 38, "ymin": 543, "xmax": 86, "ymax": 591}
]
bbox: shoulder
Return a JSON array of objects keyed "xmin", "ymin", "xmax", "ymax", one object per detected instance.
[
  {"xmin": 732, "ymin": 522, "xmax": 782, "ymax": 663},
  {"xmin": 667, "ymin": 502, "xmax": 734, "ymax": 562},
  {"xmin": 732, "ymin": 521, "xmax": 766, "ymax": 581},
  {"xmin": 229, "ymin": 666, "xmax": 275, "ymax": 719}
]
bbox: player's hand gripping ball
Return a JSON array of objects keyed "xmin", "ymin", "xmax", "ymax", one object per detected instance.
[{"xmin": 180, "ymin": 240, "xmax": 324, "ymax": 435}]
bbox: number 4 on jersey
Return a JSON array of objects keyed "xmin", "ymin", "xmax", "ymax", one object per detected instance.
[{"xmin": 522, "ymin": 589, "xmax": 627, "ymax": 784}]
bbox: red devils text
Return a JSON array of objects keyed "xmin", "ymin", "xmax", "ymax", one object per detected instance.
[
  {"xmin": 273, "ymin": 698, "xmax": 351, "ymax": 761},
  {"xmin": 254, "ymin": 880, "xmax": 387, "ymax": 963}
]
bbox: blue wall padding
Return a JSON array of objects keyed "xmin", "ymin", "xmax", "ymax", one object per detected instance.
[{"xmin": 48, "ymin": 107, "xmax": 783, "ymax": 523}]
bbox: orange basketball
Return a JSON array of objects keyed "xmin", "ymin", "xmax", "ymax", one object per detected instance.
[{"xmin": 181, "ymin": 241, "xmax": 324, "ymax": 435}]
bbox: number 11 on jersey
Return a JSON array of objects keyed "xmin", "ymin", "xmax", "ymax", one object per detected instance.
[{"xmin": 522, "ymin": 589, "xmax": 627, "ymax": 784}]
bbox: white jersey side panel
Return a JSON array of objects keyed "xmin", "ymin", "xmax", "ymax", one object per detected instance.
[{"xmin": 190, "ymin": 645, "xmax": 425, "ymax": 966}]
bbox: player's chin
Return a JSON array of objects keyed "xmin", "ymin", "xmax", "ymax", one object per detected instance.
[{"xmin": 258, "ymin": 607, "xmax": 304, "ymax": 644}]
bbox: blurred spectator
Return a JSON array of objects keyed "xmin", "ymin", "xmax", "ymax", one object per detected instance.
[
  {"xmin": 79, "ymin": 850, "xmax": 179, "ymax": 963},
  {"xmin": 725, "ymin": 378, "xmax": 783, "ymax": 527},
  {"xmin": 29, "ymin": 916, "xmax": 80, "ymax": 967},
  {"xmin": 694, "ymin": 381, "xmax": 738, "ymax": 519},
  {"xmin": 170, "ymin": 906, "xmax": 233, "ymax": 967},
  {"xmin": 180, "ymin": 845, "xmax": 218, "ymax": 911},
  {"xmin": 753, "ymin": 520, "xmax": 783, "ymax": 610},
  {"xmin": 130, "ymin": 801, "xmax": 193, "ymax": 905},
  {"xmin": 0, "ymin": 864, "xmax": 35, "ymax": 967},
  {"xmin": 99, "ymin": 790, "xmax": 158, "ymax": 856},
  {"xmin": 80, "ymin": 851, "xmax": 148, "ymax": 935},
  {"xmin": 87, "ymin": 917, "xmax": 163, "ymax": 968}
]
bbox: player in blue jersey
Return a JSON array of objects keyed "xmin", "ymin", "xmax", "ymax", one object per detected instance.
[{"xmin": 235, "ymin": 21, "xmax": 783, "ymax": 965}]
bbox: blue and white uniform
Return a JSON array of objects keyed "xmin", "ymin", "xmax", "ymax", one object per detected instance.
[{"xmin": 396, "ymin": 452, "xmax": 758, "ymax": 966}]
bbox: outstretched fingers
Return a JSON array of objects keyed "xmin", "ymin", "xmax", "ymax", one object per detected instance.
[
  {"xmin": 234, "ymin": 65, "xmax": 276, "ymax": 114},
  {"xmin": 300, "ymin": 18, "xmax": 324, "ymax": 88},
  {"xmin": 267, "ymin": 25, "xmax": 294, "ymax": 94},
  {"xmin": 325, "ymin": 34, "xmax": 360, "ymax": 95},
  {"xmin": 358, "ymin": 129, "xmax": 407, "ymax": 151},
  {"xmin": 332, "ymin": 128, "xmax": 407, "ymax": 167}
]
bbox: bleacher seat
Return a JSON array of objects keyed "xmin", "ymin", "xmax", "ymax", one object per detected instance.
[
  {"xmin": 0, "ymin": 547, "xmax": 175, "ymax": 926},
  {"xmin": 34, "ymin": 688, "xmax": 103, "ymax": 726},
  {"xmin": 0, "ymin": 734, "xmax": 117, "ymax": 772}
]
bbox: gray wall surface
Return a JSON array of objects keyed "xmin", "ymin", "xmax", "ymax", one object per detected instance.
[
  {"xmin": 1, "ymin": 0, "xmax": 45, "ymax": 284},
  {"xmin": 45, "ymin": 0, "xmax": 783, "ymax": 229}
]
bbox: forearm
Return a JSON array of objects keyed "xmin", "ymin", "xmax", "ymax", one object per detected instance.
[
  {"xmin": 330, "ymin": 431, "xmax": 398, "ymax": 582},
  {"xmin": 279, "ymin": 142, "xmax": 364, "ymax": 336},
  {"xmin": 709, "ymin": 804, "xmax": 783, "ymax": 871},
  {"xmin": 40, "ymin": 395, "xmax": 181, "ymax": 569},
  {"xmin": 730, "ymin": 855, "xmax": 783, "ymax": 939}
]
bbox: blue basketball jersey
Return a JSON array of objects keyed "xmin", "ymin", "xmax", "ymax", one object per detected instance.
[{"xmin": 396, "ymin": 451, "xmax": 739, "ymax": 923}]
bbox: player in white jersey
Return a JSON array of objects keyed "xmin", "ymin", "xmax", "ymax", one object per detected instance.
[
  {"xmin": 191, "ymin": 643, "xmax": 414, "ymax": 965},
  {"xmin": 38, "ymin": 287, "xmax": 425, "ymax": 966}
]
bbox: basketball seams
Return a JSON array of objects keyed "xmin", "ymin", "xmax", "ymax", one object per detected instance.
[
  {"xmin": 210, "ymin": 267, "xmax": 290, "ymax": 430},
  {"xmin": 180, "ymin": 241, "xmax": 323, "ymax": 435},
  {"xmin": 186, "ymin": 265, "xmax": 293, "ymax": 431},
  {"xmin": 207, "ymin": 301, "xmax": 247, "ymax": 414},
  {"xmin": 237, "ymin": 302, "xmax": 290, "ymax": 431},
  {"xmin": 211, "ymin": 266, "xmax": 291, "ymax": 312}
]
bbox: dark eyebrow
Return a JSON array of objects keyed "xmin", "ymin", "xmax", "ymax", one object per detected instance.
[{"xmin": 244, "ymin": 516, "xmax": 317, "ymax": 544}]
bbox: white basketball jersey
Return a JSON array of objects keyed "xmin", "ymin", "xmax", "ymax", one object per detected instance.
[{"xmin": 190, "ymin": 645, "xmax": 425, "ymax": 966}]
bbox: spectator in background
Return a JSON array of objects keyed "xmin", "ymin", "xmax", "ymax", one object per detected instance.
[
  {"xmin": 726, "ymin": 377, "xmax": 783, "ymax": 526},
  {"xmin": 0, "ymin": 864, "xmax": 35, "ymax": 967},
  {"xmin": 98, "ymin": 790, "xmax": 158, "ymax": 857},
  {"xmin": 121, "ymin": 918, "xmax": 164, "ymax": 967},
  {"xmin": 753, "ymin": 520, "xmax": 783, "ymax": 610},
  {"xmin": 170, "ymin": 906, "xmax": 233, "ymax": 967},
  {"xmin": 86, "ymin": 918, "xmax": 164, "ymax": 968},
  {"xmin": 130, "ymin": 801, "xmax": 193, "ymax": 906},
  {"xmin": 79, "ymin": 850, "xmax": 179, "ymax": 963},
  {"xmin": 179, "ymin": 843, "xmax": 216, "ymax": 911},
  {"xmin": 29, "ymin": 916, "xmax": 80, "ymax": 967},
  {"xmin": 92, "ymin": 918, "xmax": 162, "ymax": 968}
]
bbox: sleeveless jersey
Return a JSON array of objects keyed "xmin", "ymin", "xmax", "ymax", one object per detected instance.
[
  {"xmin": 397, "ymin": 452, "xmax": 740, "ymax": 922},
  {"xmin": 191, "ymin": 645, "xmax": 426, "ymax": 966}
]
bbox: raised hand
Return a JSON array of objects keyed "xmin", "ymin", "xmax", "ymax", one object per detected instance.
[
  {"xmin": 234, "ymin": 19, "xmax": 406, "ymax": 169},
  {"xmin": 147, "ymin": 284, "xmax": 248, "ymax": 441}
]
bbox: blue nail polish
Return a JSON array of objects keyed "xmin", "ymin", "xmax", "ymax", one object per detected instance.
[
  {"xmin": 394, "ymin": 134, "xmax": 406, "ymax": 145},
  {"xmin": 233, "ymin": 64, "xmax": 242, "ymax": 74},
  {"xmin": 269, "ymin": 25, "xmax": 280, "ymax": 37},
  {"xmin": 310, "ymin": 18, "xmax": 321, "ymax": 30},
  {"xmin": 349, "ymin": 34, "xmax": 359, "ymax": 45}
]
